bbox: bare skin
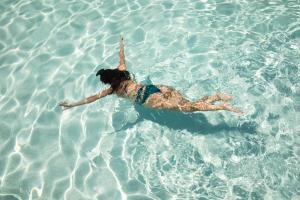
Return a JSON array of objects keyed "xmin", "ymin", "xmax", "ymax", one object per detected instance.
[{"xmin": 59, "ymin": 36, "xmax": 241, "ymax": 113}]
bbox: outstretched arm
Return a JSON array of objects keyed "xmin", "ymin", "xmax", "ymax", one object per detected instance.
[
  {"xmin": 118, "ymin": 36, "xmax": 126, "ymax": 71},
  {"xmin": 59, "ymin": 87, "xmax": 113, "ymax": 110}
]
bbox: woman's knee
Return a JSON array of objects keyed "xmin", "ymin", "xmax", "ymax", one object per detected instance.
[
  {"xmin": 195, "ymin": 102, "xmax": 211, "ymax": 110},
  {"xmin": 178, "ymin": 102, "xmax": 196, "ymax": 112}
]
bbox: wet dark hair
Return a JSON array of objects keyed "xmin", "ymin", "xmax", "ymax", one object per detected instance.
[{"xmin": 96, "ymin": 68, "xmax": 131, "ymax": 90}]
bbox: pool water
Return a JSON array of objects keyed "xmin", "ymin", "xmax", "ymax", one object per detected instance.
[{"xmin": 0, "ymin": 0, "xmax": 299, "ymax": 199}]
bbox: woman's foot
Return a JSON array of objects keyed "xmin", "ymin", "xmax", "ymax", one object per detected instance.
[
  {"xmin": 217, "ymin": 93, "xmax": 232, "ymax": 102},
  {"xmin": 222, "ymin": 103, "xmax": 242, "ymax": 114},
  {"xmin": 200, "ymin": 93, "xmax": 232, "ymax": 104}
]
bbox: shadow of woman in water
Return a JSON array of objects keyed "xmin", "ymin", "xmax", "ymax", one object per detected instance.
[{"xmin": 118, "ymin": 104, "xmax": 256, "ymax": 135}]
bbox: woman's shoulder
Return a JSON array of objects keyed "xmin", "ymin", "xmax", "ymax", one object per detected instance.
[{"xmin": 116, "ymin": 80, "xmax": 135, "ymax": 91}]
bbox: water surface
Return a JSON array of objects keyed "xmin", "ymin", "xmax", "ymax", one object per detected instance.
[{"xmin": 0, "ymin": 0, "xmax": 299, "ymax": 199}]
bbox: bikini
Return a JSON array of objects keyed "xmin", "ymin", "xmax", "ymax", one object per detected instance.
[{"xmin": 135, "ymin": 85, "xmax": 161, "ymax": 104}]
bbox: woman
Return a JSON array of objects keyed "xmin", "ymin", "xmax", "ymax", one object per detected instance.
[{"xmin": 59, "ymin": 37, "xmax": 241, "ymax": 113}]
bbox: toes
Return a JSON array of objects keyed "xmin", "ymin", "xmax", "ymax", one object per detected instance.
[
  {"xmin": 222, "ymin": 103, "xmax": 242, "ymax": 114},
  {"xmin": 217, "ymin": 93, "xmax": 232, "ymax": 101}
]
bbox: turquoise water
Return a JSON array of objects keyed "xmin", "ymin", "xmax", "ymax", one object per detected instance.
[{"xmin": 0, "ymin": 0, "xmax": 299, "ymax": 199}]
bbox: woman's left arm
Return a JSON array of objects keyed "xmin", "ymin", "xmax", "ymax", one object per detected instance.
[
  {"xmin": 59, "ymin": 87, "xmax": 113, "ymax": 110},
  {"xmin": 118, "ymin": 36, "xmax": 126, "ymax": 71}
]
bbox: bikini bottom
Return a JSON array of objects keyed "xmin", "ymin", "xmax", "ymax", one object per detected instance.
[{"xmin": 135, "ymin": 84, "xmax": 161, "ymax": 104}]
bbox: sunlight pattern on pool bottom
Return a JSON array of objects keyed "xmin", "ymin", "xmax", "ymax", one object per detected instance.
[{"xmin": 0, "ymin": 0, "xmax": 299, "ymax": 199}]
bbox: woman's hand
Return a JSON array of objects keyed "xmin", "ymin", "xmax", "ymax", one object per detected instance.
[
  {"xmin": 59, "ymin": 101, "xmax": 74, "ymax": 110},
  {"xmin": 58, "ymin": 88, "xmax": 113, "ymax": 111}
]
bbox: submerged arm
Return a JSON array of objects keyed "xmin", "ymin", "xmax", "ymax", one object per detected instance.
[
  {"xmin": 59, "ymin": 87, "xmax": 113, "ymax": 110},
  {"xmin": 118, "ymin": 36, "xmax": 126, "ymax": 71}
]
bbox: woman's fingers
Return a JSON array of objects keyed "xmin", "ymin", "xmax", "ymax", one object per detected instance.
[
  {"xmin": 59, "ymin": 101, "xmax": 68, "ymax": 106},
  {"xmin": 62, "ymin": 106, "xmax": 72, "ymax": 111},
  {"xmin": 59, "ymin": 101, "xmax": 72, "ymax": 109}
]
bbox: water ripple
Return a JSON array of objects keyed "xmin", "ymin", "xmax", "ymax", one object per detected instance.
[{"xmin": 0, "ymin": 0, "xmax": 299, "ymax": 199}]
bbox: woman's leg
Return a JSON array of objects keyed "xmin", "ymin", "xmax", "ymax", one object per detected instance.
[
  {"xmin": 199, "ymin": 93, "xmax": 231, "ymax": 104},
  {"xmin": 148, "ymin": 96, "xmax": 241, "ymax": 113},
  {"xmin": 146, "ymin": 86, "xmax": 241, "ymax": 113},
  {"xmin": 178, "ymin": 101, "xmax": 241, "ymax": 113}
]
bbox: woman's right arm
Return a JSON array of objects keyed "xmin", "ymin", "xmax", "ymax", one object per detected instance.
[{"xmin": 59, "ymin": 87, "xmax": 113, "ymax": 110}]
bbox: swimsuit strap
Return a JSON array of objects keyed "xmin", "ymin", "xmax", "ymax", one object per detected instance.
[{"xmin": 135, "ymin": 85, "xmax": 145, "ymax": 104}]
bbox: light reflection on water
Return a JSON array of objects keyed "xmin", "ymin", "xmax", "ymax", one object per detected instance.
[{"xmin": 0, "ymin": 0, "xmax": 299, "ymax": 199}]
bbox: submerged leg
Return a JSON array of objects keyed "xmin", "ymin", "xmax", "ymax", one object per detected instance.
[
  {"xmin": 146, "ymin": 87, "xmax": 241, "ymax": 113},
  {"xmin": 200, "ymin": 93, "xmax": 231, "ymax": 104},
  {"xmin": 178, "ymin": 101, "xmax": 241, "ymax": 113}
]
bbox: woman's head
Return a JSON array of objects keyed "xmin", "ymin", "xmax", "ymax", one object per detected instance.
[{"xmin": 96, "ymin": 68, "xmax": 130, "ymax": 90}]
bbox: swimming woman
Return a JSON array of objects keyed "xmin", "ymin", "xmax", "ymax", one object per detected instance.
[{"xmin": 59, "ymin": 37, "xmax": 241, "ymax": 113}]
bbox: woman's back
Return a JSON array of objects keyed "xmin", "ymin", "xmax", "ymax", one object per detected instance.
[{"xmin": 114, "ymin": 80, "xmax": 141, "ymax": 100}]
